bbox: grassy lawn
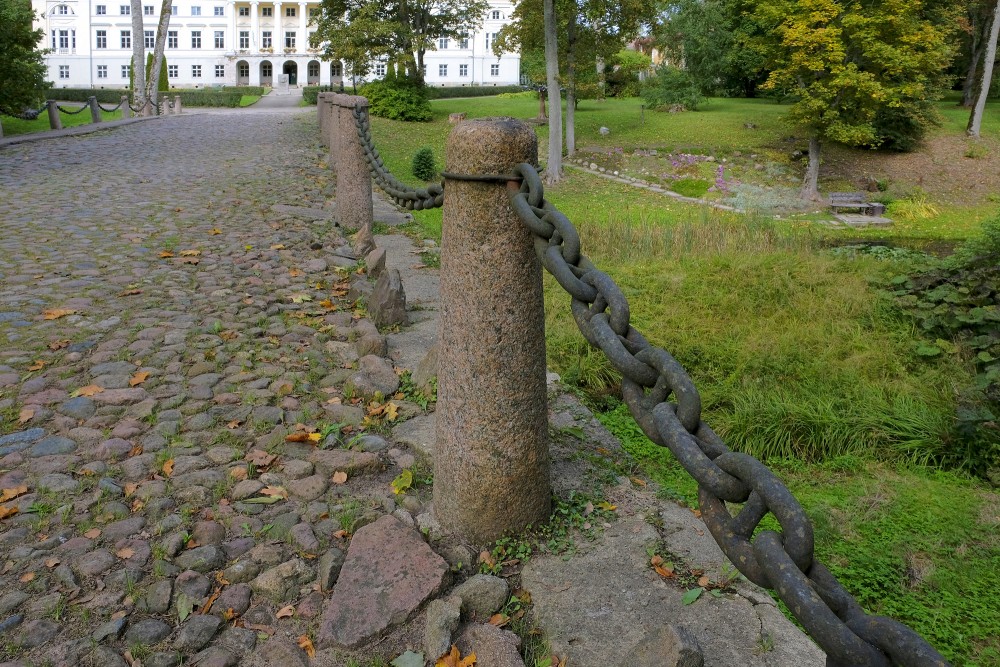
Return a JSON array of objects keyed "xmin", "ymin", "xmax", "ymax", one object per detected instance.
[
  {"xmin": 360, "ymin": 94, "xmax": 999, "ymax": 665},
  {"xmin": 239, "ymin": 95, "xmax": 261, "ymax": 107},
  {"xmin": 1, "ymin": 105, "xmax": 123, "ymax": 137}
]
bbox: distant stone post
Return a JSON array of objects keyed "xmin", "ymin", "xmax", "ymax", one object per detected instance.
[
  {"xmin": 121, "ymin": 95, "xmax": 131, "ymax": 119},
  {"xmin": 46, "ymin": 101, "xmax": 62, "ymax": 130},
  {"xmin": 317, "ymin": 92, "xmax": 332, "ymax": 145},
  {"xmin": 174, "ymin": 95, "xmax": 182, "ymax": 115},
  {"xmin": 334, "ymin": 94, "xmax": 374, "ymax": 255},
  {"xmin": 88, "ymin": 97, "xmax": 101, "ymax": 123},
  {"xmin": 433, "ymin": 118, "xmax": 551, "ymax": 543}
]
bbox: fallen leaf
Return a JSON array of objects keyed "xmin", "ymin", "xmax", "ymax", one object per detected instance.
[
  {"xmin": 391, "ymin": 469, "xmax": 413, "ymax": 495},
  {"xmin": 276, "ymin": 605, "xmax": 295, "ymax": 619},
  {"xmin": 43, "ymin": 308, "xmax": 77, "ymax": 320},
  {"xmin": 117, "ymin": 289, "xmax": 142, "ymax": 297},
  {"xmin": 181, "ymin": 257, "xmax": 200, "ymax": 265},
  {"xmin": 654, "ymin": 564, "xmax": 675, "ymax": 578},
  {"xmin": 19, "ymin": 571, "xmax": 35, "ymax": 583},
  {"xmin": 83, "ymin": 528, "xmax": 101, "ymax": 539},
  {"xmin": 129, "ymin": 371, "xmax": 150, "ymax": 386},
  {"xmin": 124, "ymin": 482, "xmax": 139, "ymax": 498},
  {"xmin": 289, "ymin": 268, "xmax": 304, "ymax": 278},
  {"xmin": 116, "ymin": 547, "xmax": 136, "ymax": 559},
  {"xmin": 650, "ymin": 555, "xmax": 663, "ymax": 566},
  {"xmin": 48, "ymin": 339, "xmax": 70, "ymax": 350},
  {"xmin": 285, "ymin": 432, "xmax": 310, "ymax": 443},
  {"xmin": 631, "ymin": 477, "xmax": 647, "ymax": 487},
  {"xmin": 0, "ymin": 485, "xmax": 29, "ymax": 502},
  {"xmin": 478, "ymin": 551, "xmax": 495, "ymax": 569},
  {"xmin": 289, "ymin": 294, "xmax": 312, "ymax": 304},
  {"xmin": 179, "ymin": 249, "xmax": 202, "ymax": 257},
  {"xmin": 27, "ymin": 359, "xmax": 46, "ymax": 371},
  {"xmin": 488, "ymin": 613, "xmax": 509, "ymax": 627},
  {"xmin": 308, "ymin": 432, "xmax": 322, "ymax": 443},
  {"xmin": 682, "ymin": 587, "xmax": 704, "ymax": 605},
  {"xmin": 227, "ymin": 420, "xmax": 241, "ymax": 429},
  {"xmin": 17, "ymin": 408, "xmax": 34, "ymax": 425},
  {"xmin": 319, "ymin": 299, "xmax": 337, "ymax": 311},
  {"xmin": 298, "ymin": 635, "xmax": 316, "ymax": 658},
  {"xmin": 697, "ymin": 575, "xmax": 711, "ymax": 588},
  {"xmin": 691, "ymin": 508, "xmax": 702, "ymax": 518},
  {"xmin": 385, "ymin": 402, "xmax": 399, "ymax": 421},
  {"xmin": 222, "ymin": 607, "xmax": 236, "ymax": 621},
  {"xmin": 128, "ymin": 444, "xmax": 143, "ymax": 457},
  {"xmin": 245, "ymin": 450, "xmax": 276, "ymax": 467},
  {"xmin": 200, "ymin": 587, "xmax": 222, "ymax": 614},
  {"xmin": 162, "ymin": 458, "xmax": 175, "ymax": 477},
  {"xmin": 260, "ymin": 486, "xmax": 288, "ymax": 499},
  {"xmin": 332, "ymin": 529, "xmax": 349, "ymax": 539},
  {"xmin": 270, "ymin": 244, "xmax": 286, "ymax": 250},
  {"xmin": 596, "ymin": 501, "xmax": 617, "ymax": 512},
  {"xmin": 71, "ymin": 384, "xmax": 105, "ymax": 398},
  {"xmin": 210, "ymin": 228, "xmax": 222, "ymax": 235},
  {"xmin": 435, "ymin": 645, "xmax": 477, "ymax": 667},
  {"xmin": 332, "ymin": 471, "xmax": 348, "ymax": 484},
  {"xmin": 219, "ymin": 330, "xmax": 238, "ymax": 341},
  {"xmin": 229, "ymin": 467, "xmax": 248, "ymax": 481},
  {"xmin": 45, "ymin": 557, "xmax": 60, "ymax": 568},
  {"xmin": 0, "ymin": 507, "xmax": 19, "ymax": 520},
  {"xmin": 159, "ymin": 251, "xmax": 175, "ymax": 258}
]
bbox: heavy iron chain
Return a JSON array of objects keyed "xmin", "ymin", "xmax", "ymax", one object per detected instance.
[
  {"xmin": 350, "ymin": 104, "xmax": 444, "ymax": 211},
  {"xmin": 504, "ymin": 162, "xmax": 950, "ymax": 667},
  {"xmin": 56, "ymin": 103, "xmax": 91, "ymax": 115},
  {"xmin": 97, "ymin": 100, "xmax": 125, "ymax": 113},
  {"xmin": 0, "ymin": 102, "xmax": 47, "ymax": 121}
]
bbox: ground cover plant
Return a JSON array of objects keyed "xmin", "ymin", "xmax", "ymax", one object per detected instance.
[{"xmin": 363, "ymin": 91, "xmax": 1000, "ymax": 665}]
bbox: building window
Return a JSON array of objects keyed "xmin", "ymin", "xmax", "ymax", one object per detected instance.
[
  {"xmin": 168, "ymin": 30, "xmax": 178, "ymax": 48},
  {"xmin": 96, "ymin": 4, "xmax": 106, "ymax": 14},
  {"xmin": 192, "ymin": 64, "xmax": 202, "ymax": 77},
  {"xmin": 171, "ymin": 5, "xmax": 177, "ymax": 14},
  {"xmin": 239, "ymin": 31, "xmax": 249, "ymax": 48},
  {"xmin": 491, "ymin": 10, "xmax": 500, "ymax": 19},
  {"xmin": 57, "ymin": 4, "xmax": 68, "ymax": 14},
  {"xmin": 459, "ymin": 63, "xmax": 468, "ymax": 77},
  {"xmin": 191, "ymin": 31, "xmax": 201, "ymax": 48},
  {"xmin": 144, "ymin": 5, "xmax": 154, "ymax": 14},
  {"xmin": 285, "ymin": 31, "xmax": 295, "ymax": 48},
  {"xmin": 191, "ymin": 5, "xmax": 201, "ymax": 15},
  {"xmin": 168, "ymin": 64, "xmax": 178, "ymax": 77},
  {"xmin": 122, "ymin": 64, "xmax": 131, "ymax": 78},
  {"xmin": 145, "ymin": 30, "xmax": 155, "ymax": 48},
  {"xmin": 485, "ymin": 32, "xmax": 497, "ymax": 50},
  {"xmin": 120, "ymin": 4, "xmax": 129, "ymax": 14},
  {"xmin": 214, "ymin": 5, "xmax": 224, "ymax": 15},
  {"xmin": 262, "ymin": 7, "xmax": 272, "ymax": 16},
  {"xmin": 239, "ymin": 6, "xmax": 249, "ymax": 15},
  {"xmin": 215, "ymin": 64, "xmax": 225, "ymax": 77},
  {"xmin": 97, "ymin": 64, "xmax": 108, "ymax": 78},
  {"xmin": 439, "ymin": 64, "xmax": 447, "ymax": 77},
  {"xmin": 438, "ymin": 37, "xmax": 448, "ymax": 49},
  {"xmin": 238, "ymin": 62, "xmax": 249, "ymax": 77},
  {"xmin": 374, "ymin": 62, "xmax": 386, "ymax": 76},
  {"xmin": 459, "ymin": 33, "xmax": 468, "ymax": 48},
  {"xmin": 262, "ymin": 62, "xmax": 272, "ymax": 76},
  {"xmin": 121, "ymin": 30, "xmax": 131, "ymax": 48},
  {"xmin": 95, "ymin": 30, "xmax": 107, "ymax": 48},
  {"xmin": 59, "ymin": 65, "xmax": 70, "ymax": 79},
  {"xmin": 331, "ymin": 62, "xmax": 342, "ymax": 76},
  {"xmin": 491, "ymin": 63, "xmax": 500, "ymax": 76},
  {"xmin": 261, "ymin": 31, "xmax": 272, "ymax": 47},
  {"xmin": 214, "ymin": 30, "xmax": 224, "ymax": 48},
  {"xmin": 285, "ymin": 6, "xmax": 295, "ymax": 16}
]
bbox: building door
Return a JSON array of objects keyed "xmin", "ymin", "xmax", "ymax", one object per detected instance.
[{"xmin": 283, "ymin": 61, "xmax": 297, "ymax": 85}]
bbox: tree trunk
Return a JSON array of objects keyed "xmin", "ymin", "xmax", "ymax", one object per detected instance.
[
  {"xmin": 564, "ymin": 4, "xmax": 577, "ymax": 157},
  {"xmin": 147, "ymin": 0, "xmax": 172, "ymax": 105},
  {"xmin": 543, "ymin": 0, "xmax": 562, "ymax": 184},
  {"xmin": 962, "ymin": 41, "xmax": 984, "ymax": 107},
  {"xmin": 130, "ymin": 0, "xmax": 147, "ymax": 108},
  {"xmin": 800, "ymin": 135, "xmax": 822, "ymax": 201},
  {"xmin": 969, "ymin": 0, "xmax": 1000, "ymax": 138},
  {"xmin": 596, "ymin": 56, "xmax": 605, "ymax": 100},
  {"xmin": 536, "ymin": 88, "xmax": 547, "ymax": 121}
]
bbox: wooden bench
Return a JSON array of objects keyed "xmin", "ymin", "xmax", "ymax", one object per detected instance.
[{"xmin": 829, "ymin": 192, "xmax": 886, "ymax": 216}]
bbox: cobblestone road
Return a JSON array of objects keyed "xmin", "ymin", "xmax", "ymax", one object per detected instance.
[{"xmin": 0, "ymin": 110, "xmax": 428, "ymax": 666}]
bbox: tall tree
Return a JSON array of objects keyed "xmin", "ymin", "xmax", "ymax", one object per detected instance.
[
  {"xmin": 968, "ymin": 0, "xmax": 1000, "ymax": 138},
  {"xmin": 313, "ymin": 0, "xmax": 489, "ymax": 85},
  {"xmin": 0, "ymin": 0, "xmax": 48, "ymax": 111},
  {"xmin": 147, "ymin": 0, "xmax": 173, "ymax": 107},
  {"xmin": 750, "ymin": 0, "xmax": 955, "ymax": 200},
  {"xmin": 544, "ymin": 0, "xmax": 563, "ymax": 183},
  {"xmin": 958, "ymin": 0, "xmax": 996, "ymax": 107},
  {"xmin": 130, "ymin": 0, "xmax": 147, "ymax": 108}
]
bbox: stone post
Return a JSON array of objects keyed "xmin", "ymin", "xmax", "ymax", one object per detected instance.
[
  {"xmin": 317, "ymin": 92, "xmax": 330, "ymax": 145},
  {"xmin": 334, "ymin": 94, "xmax": 373, "ymax": 255},
  {"xmin": 174, "ymin": 95, "xmax": 182, "ymax": 115},
  {"xmin": 47, "ymin": 101, "xmax": 62, "ymax": 130},
  {"xmin": 432, "ymin": 118, "xmax": 551, "ymax": 543},
  {"xmin": 121, "ymin": 95, "xmax": 131, "ymax": 119},
  {"xmin": 142, "ymin": 100, "xmax": 153, "ymax": 117},
  {"xmin": 88, "ymin": 96, "xmax": 101, "ymax": 123}
]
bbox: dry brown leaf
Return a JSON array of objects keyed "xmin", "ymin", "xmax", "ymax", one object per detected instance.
[
  {"xmin": 226, "ymin": 420, "xmax": 241, "ymax": 429},
  {"xmin": 72, "ymin": 384, "xmax": 105, "ymax": 397},
  {"xmin": 270, "ymin": 244, "xmax": 286, "ymax": 250},
  {"xmin": 229, "ymin": 467, "xmax": 248, "ymax": 481},
  {"xmin": 631, "ymin": 477, "xmax": 647, "ymax": 487},
  {"xmin": 0, "ymin": 485, "xmax": 29, "ymax": 502},
  {"xmin": 697, "ymin": 575, "xmax": 711, "ymax": 588},
  {"xmin": 319, "ymin": 299, "xmax": 337, "ymax": 311},
  {"xmin": 276, "ymin": 604, "xmax": 295, "ymax": 619},
  {"xmin": 124, "ymin": 482, "xmax": 139, "ymax": 498},
  {"xmin": 331, "ymin": 471, "xmax": 348, "ymax": 485},
  {"xmin": 17, "ymin": 408, "xmax": 33, "ymax": 425},
  {"xmin": 45, "ymin": 557, "xmax": 60, "ymax": 568},
  {"xmin": 650, "ymin": 555, "xmax": 663, "ymax": 567},
  {"xmin": 260, "ymin": 486, "xmax": 288, "ymax": 499},
  {"xmin": 42, "ymin": 308, "xmax": 77, "ymax": 320},
  {"xmin": 289, "ymin": 268, "xmax": 304, "ymax": 278},
  {"xmin": 435, "ymin": 645, "xmax": 477, "ymax": 667},
  {"xmin": 48, "ymin": 339, "xmax": 70, "ymax": 350},
  {"xmin": 117, "ymin": 289, "xmax": 142, "ymax": 297},
  {"xmin": 654, "ymin": 564, "xmax": 675, "ymax": 578},
  {"xmin": 479, "ymin": 551, "xmax": 495, "ymax": 568},
  {"xmin": 159, "ymin": 251, "xmax": 175, "ymax": 258},
  {"xmin": 332, "ymin": 529, "xmax": 349, "ymax": 539},
  {"xmin": 27, "ymin": 359, "xmax": 46, "ymax": 371},
  {"xmin": 210, "ymin": 228, "xmax": 222, "ymax": 235},
  {"xmin": 245, "ymin": 450, "xmax": 276, "ymax": 467},
  {"xmin": 181, "ymin": 257, "xmax": 200, "ymax": 265},
  {"xmin": 116, "ymin": 547, "xmax": 136, "ymax": 559},
  {"xmin": 179, "ymin": 249, "xmax": 202, "ymax": 257},
  {"xmin": 219, "ymin": 331, "xmax": 238, "ymax": 341},
  {"xmin": 162, "ymin": 458, "xmax": 175, "ymax": 477},
  {"xmin": 0, "ymin": 506, "xmax": 19, "ymax": 520},
  {"xmin": 83, "ymin": 528, "xmax": 101, "ymax": 539},
  {"xmin": 487, "ymin": 613, "xmax": 509, "ymax": 627},
  {"xmin": 285, "ymin": 432, "xmax": 310, "ymax": 443},
  {"xmin": 129, "ymin": 371, "xmax": 150, "ymax": 386},
  {"xmin": 200, "ymin": 587, "xmax": 222, "ymax": 614},
  {"xmin": 128, "ymin": 444, "xmax": 143, "ymax": 457},
  {"xmin": 297, "ymin": 635, "xmax": 316, "ymax": 658},
  {"xmin": 19, "ymin": 571, "xmax": 35, "ymax": 583}
]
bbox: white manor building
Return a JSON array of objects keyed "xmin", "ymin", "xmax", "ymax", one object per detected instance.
[{"xmin": 31, "ymin": 0, "xmax": 521, "ymax": 90}]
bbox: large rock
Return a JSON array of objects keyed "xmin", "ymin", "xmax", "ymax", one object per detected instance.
[
  {"xmin": 308, "ymin": 448, "xmax": 378, "ymax": 477},
  {"xmin": 369, "ymin": 269, "xmax": 409, "ymax": 328},
  {"xmin": 250, "ymin": 558, "xmax": 314, "ymax": 603},
  {"xmin": 318, "ymin": 515, "xmax": 448, "ymax": 648},
  {"xmin": 452, "ymin": 574, "xmax": 509, "ymax": 621},
  {"xmin": 344, "ymin": 355, "xmax": 401, "ymax": 399},
  {"xmin": 454, "ymin": 623, "xmax": 525, "ymax": 667}
]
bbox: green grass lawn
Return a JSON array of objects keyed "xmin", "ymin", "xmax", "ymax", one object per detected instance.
[
  {"xmin": 239, "ymin": 95, "xmax": 261, "ymax": 107},
  {"xmin": 1, "ymin": 105, "xmax": 123, "ymax": 137}
]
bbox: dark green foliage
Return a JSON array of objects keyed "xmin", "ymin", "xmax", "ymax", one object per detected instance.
[
  {"xmin": 424, "ymin": 85, "xmax": 526, "ymax": 99},
  {"xmin": 303, "ymin": 85, "xmax": 334, "ymax": 105},
  {"xmin": 46, "ymin": 89, "xmax": 124, "ymax": 103},
  {"xmin": 157, "ymin": 55, "xmax": 168, "ymax": 92},
  {"xmin": 358, "ymin": 80, "xmax": 432, "ymax": 122},
  {"xmin": 893, "ymin": 215, "xmax": 1000, "ymax": 478},
  {"xmin": 642, "ymin": 66, "xmax": 704, "ymax": 111},
  {"xmin": 0, "ymin": 0, "xmax": 49, "ymax": 111},
  {"xmin": 411, "ymin": 147, "xmax": 436, "ymax": 181},
  {"xmin": 670, "ymin": 178, "xmax": 711, "ymax": 198},
  {"xmin": 867, "ymin": 102, "xmax": 940, "ymax": 152},
  {"xmin": 173, "ymin": 90, "xmax": 243, "ymax": 107}
]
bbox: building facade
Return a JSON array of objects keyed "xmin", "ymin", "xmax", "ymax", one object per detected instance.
[{"xmin": 31, "ymin": 0, "xmax": 521, "ymax": 90}]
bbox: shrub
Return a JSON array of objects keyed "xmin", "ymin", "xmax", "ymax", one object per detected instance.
[
  {"xmin": 424, "ymin": 85, "xmax": 526, "ymax": 99},
  {"xmin": 642, "ymin": 66, "xmax": 704, "ymax": 111},
  {"xmin": 359, "ymin": 80, "xmax": 432, "ymax": 122},
  {"xmin": 411, "ymin": 147, "xmax": 437, "ymax": 181},
  {"xmin": 303, "ymin": 85, "xmax": 334, "ymax": 105}
]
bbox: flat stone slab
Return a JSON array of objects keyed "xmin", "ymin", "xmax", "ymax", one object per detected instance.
[
  {"xmin": 832, "ymin": 213, "xmax": 893, "ymax": 227},
  {"xmin": 391, "ymin": 413, "xmax": 436, "ymax": 458},
  {"xmin": 318, "ymin": 515, "xmax": 447, "ymax": 648}
]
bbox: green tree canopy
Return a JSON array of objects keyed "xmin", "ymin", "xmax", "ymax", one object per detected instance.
[
  {"xmin": 0, "ymin": 0, "xmax": 49, "ymax": 111},
  {"xmin": 312, "ymin": 0, "xmax": 490, "ymax": 84}
]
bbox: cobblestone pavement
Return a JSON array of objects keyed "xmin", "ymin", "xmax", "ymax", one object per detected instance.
[{"xmin": 0, "ymin": 111, "xmax": 433, "ymax": 666}]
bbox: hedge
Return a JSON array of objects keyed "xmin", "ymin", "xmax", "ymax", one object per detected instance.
[
  {"xmin": 425, "ymin": 85, "xmax": 527, "ymax": 99},
  {"xmin": 47, "ymin": 87, "xmax": 256, "ymax": 107},
  {"xmin": 303, "ymin": 85, "xmax": 334, "ymax": 105}
]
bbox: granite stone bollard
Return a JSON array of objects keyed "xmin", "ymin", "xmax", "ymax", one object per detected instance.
[
  {"xmin": 433, "ymin": 118, "xmax": 551, "ymax": 543},
  {"xmin": 334, "ymin": 94, "xmax": 374, "ymax": 255},
  {"xmin": 174, "ymin": 95, "xmax": 182, "ymax": 115},
  {"xmin": 88, "ymin": 97, "xmax": 101, "ymax": 124},
  {"xmin": 121, "ymin": 95, "xmax": 131, "ymax": 119},
  {"xmin": 47, "ymin": 101, "xmax": 62, "ymax": 130},
  {"xmin": 324, "ymin": 94, "xmax": 339, "ymax": 162}
]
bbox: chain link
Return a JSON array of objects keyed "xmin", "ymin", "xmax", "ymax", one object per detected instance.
[
  {"xmin": 55, "ymin": 103, "xmax": 90, "ymax": 115},
  {"xmin": 505, "ymin": 162, "xmax": 950, "ymax": 667},
  {"xmin": 97, "ymin": 100, "xmax": 125, "ymax": 113}
]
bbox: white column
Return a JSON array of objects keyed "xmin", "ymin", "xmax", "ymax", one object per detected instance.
[
  {"xmin": 274, "ymin": 2, "xmax": 282, "ymax": 54},
  {"xmin": 319, "ymin": 58, "xmax": 331, "ymax": 85},
  {"xmin": 230, "ymin": 0, "xmax": 237, "ymax": 53},
  {"xmin": 298, "ymin": 2, "xmax": 307, "ymax": 53},
  {"xmin": 250, "ymin": 1, "xmax": 259, "ymax": 49}
]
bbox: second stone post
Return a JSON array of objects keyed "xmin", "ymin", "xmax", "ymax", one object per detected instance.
[
  {"xmin": 433, "ymin": 118, "xmax": 551, "ymax": 543},
  {"xmin": 334, "ymin": 95, "xmax": 374, "ymax": 256}
]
